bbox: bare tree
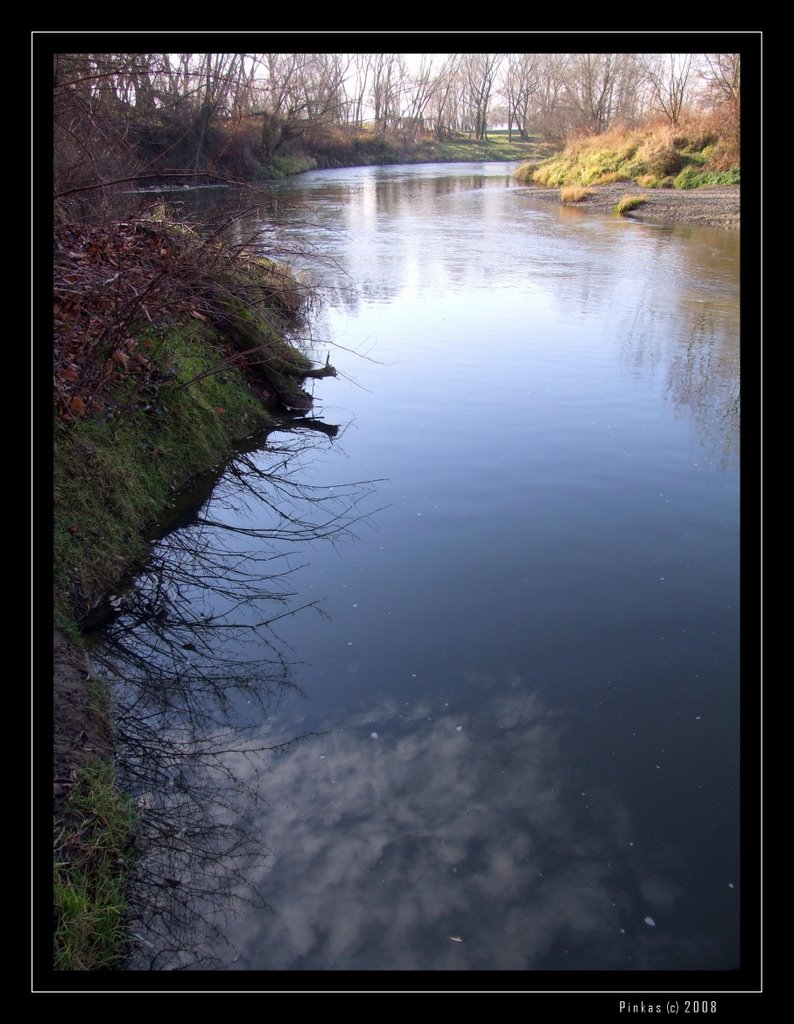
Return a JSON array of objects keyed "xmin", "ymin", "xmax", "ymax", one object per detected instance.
[
  {"xmin": 348, "ymin": 53, "xmax": 374, "ymax": 128},
  {"xmin": 532, "ymin": 53, "xmax": 569, "ymax": 139},
  {"xmin": 611, "ymin": 53, "xmax": 648, "ymax": 127},
  {"xmin": 501, "ymin": 53, "xmax": 541, "ymax": 140},
  {"xmin": 401, "ymin": 54, "xmax": 442, "ymax": 142},
  {"xmin": 190, "ymin": 54, "xmax": 245, "ymax": 170},
  {"xmin": 242, "ymin": 53, "xmax": 349, "ymax": 161},
  {"xmin": 564, "ymin": 53, "xmax": 621, "ymax": 134},
  {"xmin": 463, "ymin": 53, "xmax": 503, "ymax": 140},
  {"xmin": 299, "ymin": 53, "xmax": 351, "ymax": 124},
  {"xmin": 53, "ymin": 53, "xmax": 177, "ymax": 204},
  {"xmin": 701, "ymin": 51, "xmax": 740, "ymax": 137},
  {"xmin": 643, "ymin": 53, "xmax": 693, "ymax": 127},
  {"xmin": 702, "ymin": 52, "xmax": 740, "ymax": 109},
  {"xmin": 428, "ymin": 55, "xmax": 463, "ymax": 139},
  {"xmin": 370, "ymin": 53, "xmax": 406, "ymax": 137}
]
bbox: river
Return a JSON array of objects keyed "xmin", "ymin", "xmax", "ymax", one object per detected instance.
[{"xmin": 95, "ymin": 163, "xmax": 741, "ymax": 975}]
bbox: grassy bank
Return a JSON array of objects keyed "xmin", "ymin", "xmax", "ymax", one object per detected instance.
[
  {"xmin": 53, "ymin": 759, "xmax": 138, "ymax": 970},
  {"xmin": 515, "ymin": 120, "xmax": 739, "ymax": 191},
  {"xmin": 52, "ymin": 211, "xmax": 319, "ymax": 969},
  {"xmin": 249, "ymin": 132, "xmax": 554, "ymax": 178},
  {"xmin": 124, "ymin": 131, "xmax": 556, "ymax": 187},
  {"xmin": 318, "ymin": 131, "xmax": 555, "ymax": 168},
  {"xmin": 53, "ymin": 218, "xmax": 315, "ymax": 634},
  {"xmin": 55, "ymin": 322, "xmax": 273, "ymax": 631},
  {"xmin": 257, "ymin": 153, "xmax": 320, "ymax": 178}
]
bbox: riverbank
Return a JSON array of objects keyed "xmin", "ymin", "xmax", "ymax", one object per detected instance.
[
  {"xmin": 51, "ymin": 212, "xmax": 330, "ymax": 970},
  {"xmin": 107, "ymin": 135, "xmax": 556, "ymax": 191},
  {"xmin": 53, "ymin": 216, "xmax": 321, "ymax": 631},
  {"xmin": 520, "ymin": 181, "xmax": 740, "ymax": 229},
  {"xmin": 52, "ymin": 635, "xmax": 136, "ymax": 970},
  {"xmin": 513, "ymin": 118, "xmax": 740, "ymax": 230},
  {"xmin": 306, "ymin": 132, "xmax": 554, "ymax": 171}
]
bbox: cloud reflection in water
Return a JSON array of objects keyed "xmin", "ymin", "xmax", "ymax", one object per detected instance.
[{"xmin": 215, "ymin": 680, "xmax": 719, "ymax": 971}]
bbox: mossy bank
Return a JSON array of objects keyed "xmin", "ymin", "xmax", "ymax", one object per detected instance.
[
  {"xmin": 51, "ymin": 213, "xmax": 328, "ymax": 970},
  {"xmin": 53, "ymin": 217, "xmax": 322, "ymax": 632}
]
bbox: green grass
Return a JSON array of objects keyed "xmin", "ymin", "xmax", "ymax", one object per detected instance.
[
  {"xmin": 53, "ymin": 321, "xmax": 276, "ymax": 632},
  {"xmin": 634, "ymin": 174, "xmax": 675, "ymax": 189},
  {"xmin": 673, "ymin": 165, "xmax": 740, "ymax": 189},
  {"xmin": 259, "ymin": 153, "xmax": 319, "ymax": 178},
  {"xmin": 52, "ymin": 315, "xmax": 287, "ymax": 967},
  {"xmin": 53, "ymin": 761, "xmax": 137, "ymax": 970},
  {"xmin": 531, "ymin": 129, "xmax": 643, "ymax": 187},
  {"xmin": 53, "ymin": 224, "xmax": 319, "ymax": 634},
  {"xmin": 415, "ymin": 135, "xmax": 552, "ymax": 163},
  {"xmin": 513, "ymin": 162, "xmax": 539, "ymax": 185},
  {"xmin": 614, "ymin": 195, "xmax": 648, "ymax": 215},
  {"xmin": 340, "ymin": 133, "xmax": 555, "ymax": 168},
  {"xmin": 524, "ymin": 124, "xmax": 739, "ymax": 191}
]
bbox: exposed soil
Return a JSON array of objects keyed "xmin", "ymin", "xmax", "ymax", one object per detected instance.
[
  {"xmin": 521, "ymin": 182, "xmax": 740, "ymax": 230},
  {"xmin": 53, "ymin": 631, "xmax": 113, "ymax": 818}
]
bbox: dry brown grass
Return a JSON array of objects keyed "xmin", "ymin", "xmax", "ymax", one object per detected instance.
[
  {"xmin": 590, "ymin": 170, "xmax": 632, "ymax": 185},
  {"xmin": 560, "ymin": 185, "xmax": 592, "ymax": 204},
  {"xmin": 531, "ymin": 114, "xmax": 739, "ymax": 191},
  {"xmin": 682, "ymin": 109, "xmax": 739, "ymax": 170}
]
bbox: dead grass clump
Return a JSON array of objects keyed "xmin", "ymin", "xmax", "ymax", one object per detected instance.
[{"xmin": 560, "ymin": 185, "xmax": 591, "ymax": 204}]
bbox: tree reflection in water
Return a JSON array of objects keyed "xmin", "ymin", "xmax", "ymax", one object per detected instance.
[{"xmin": 88, "ymin": 422, "xmax": 380, "ymax": 969}]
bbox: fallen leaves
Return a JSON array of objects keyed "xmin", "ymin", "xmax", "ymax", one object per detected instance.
[{"xmin": 53, "ymin": 220, "xmax": 213, "ymax": 423}]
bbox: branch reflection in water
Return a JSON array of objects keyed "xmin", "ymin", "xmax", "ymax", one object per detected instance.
[{"xmin": 88, "ymin": 420, "xmax": 381, "ymax": 969}]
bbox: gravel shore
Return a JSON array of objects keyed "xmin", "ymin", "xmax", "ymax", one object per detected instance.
[{"xmin": 521, "ymin": 181, "xmax": 739, "ymax": 230}]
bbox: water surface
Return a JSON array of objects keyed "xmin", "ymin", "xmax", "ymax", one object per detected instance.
[{"xmin": 105, "ymin": 163, "xmax": 740, "ymax": 973}]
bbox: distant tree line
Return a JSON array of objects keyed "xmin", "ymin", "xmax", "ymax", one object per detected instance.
[{"xmin": 53, "ymin": 52, "xmax": 741, "ymax": 193}]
